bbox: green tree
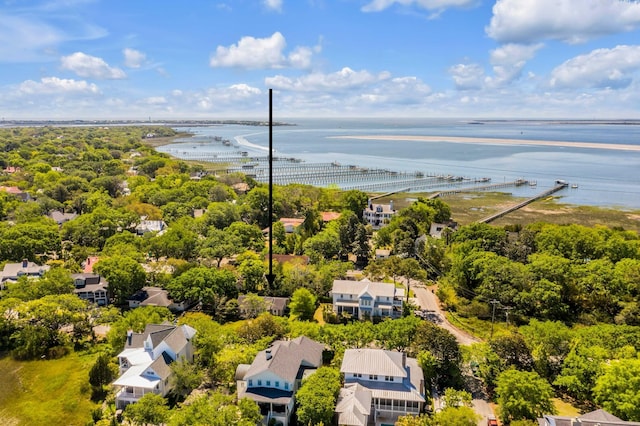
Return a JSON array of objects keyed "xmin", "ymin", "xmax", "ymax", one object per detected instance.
[
  {"xmin": 198, "ymin": 228, "xmax": 242, "ymax": 267},
  {"xmin": 238, "ymin": 293, "xmax": 268, "ymax": 319},
  {"xmin": 94, "ymin": 255, "xmax": 146, "ymax": 304},
  {"xmin": 289, "ymin": 287, "xmax": 317, "ymax": 321},
  {"xmin": 441, "ymin": 388, "xmax": 473, "ymax": 408},
  {"xmin": 296, "ymin": 367, "xmax": 341, "ymax": 426},
  {"xmin": 89, "ymin": 352, "xmax": 115, "ymax": 389},
  {"xmin": 593, "ymin": 358, "xmax": 640, "ymax": 421},
  {"xmin": 168, "ymin": 392, "xmax": 261, "ymax": 426},
  {"xmin": 495, "ymin": 369, "xmax": 555, "ymax": 423},
  {"xmin": 170, "ymin": 357, "xmax": 205, "ymax": 402},
  {"xmin": 124, "ymin": 393, "xmax": 169, "ymax": 426},
  {"xmin": 431, "ymin": 406, "xmax": 479, "ymax": 426},
  {"xmin": 166, "ymin": 267, "xmax": 238, "ymax": 315},
  {"xmin": 411, "ymin": 321, "xmax": 462, "ymax": 389}
]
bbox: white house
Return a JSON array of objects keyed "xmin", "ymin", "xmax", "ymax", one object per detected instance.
[
  {"xmin": 338, "ymin": 348, "xmax": 426, "ymax": 425},
  {"xmin": 113, "ymin": 323, "xmax": 196, "ymax": 409},
  {"xmin": 235, "ymin": 336, "xmax": 324, "ymax": 426},
  {"xmin": 363, "ymin": 200, "xmax": 396, "ymax": 230},
  {"xmin": 331, "ymin": 279, "xmax": 404, "ymax": 320},
  {"xmin": 538, "ymin": 409, "xmax": 640, "ymax": 426}
]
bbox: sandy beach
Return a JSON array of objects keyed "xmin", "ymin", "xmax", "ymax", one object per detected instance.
[{"xmin": 331, "ymin": 135, "xmax": 640, "ymax": 152}]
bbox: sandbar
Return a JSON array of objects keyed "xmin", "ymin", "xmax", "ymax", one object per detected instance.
[{"xmin": 330, "ymin": 135, "xmax": 640, "ymax": 152}]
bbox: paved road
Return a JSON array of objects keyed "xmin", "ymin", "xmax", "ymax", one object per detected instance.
[
  {"xmin": 410, "ymin": 281, "xmax": 492, "ymax": 424},
  {"xmin": 411, "ymin": 284, "xmax": 481, "ymax": 346}
]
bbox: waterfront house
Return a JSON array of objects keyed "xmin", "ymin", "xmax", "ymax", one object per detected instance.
[
  {"xmin": 363, "ymin": 200, "xmax": 396, "ymax": 230},
  {"xmin": 235, "ymin": 336, "xmax": 324, "ymax": 426},
  {"xmin": 331, "ymin": 279, "xmax": 404, "ymax": 320},
  {"xmin": 338, "ymin": 348, "xmax": 426, "ymax": 425},
  {"xmin": 113, "ymin": 323, "xmax": 196, "ymax": 409}
]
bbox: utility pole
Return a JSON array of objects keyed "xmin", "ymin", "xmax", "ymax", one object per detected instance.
[
  {"xmin": 503, "ymin": 306, "xmax": 513, "ymax": 326},
  {"xmin": 490, "ymin": 299, "xmax": 500, "ymax": 339}
]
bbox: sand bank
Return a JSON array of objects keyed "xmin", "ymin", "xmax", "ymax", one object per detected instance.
[{"xmin": 330, "ymin": 135, "xmax": 640, "ymax": 152}]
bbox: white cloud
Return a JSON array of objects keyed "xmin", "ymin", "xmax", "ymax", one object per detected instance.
[
  {"xmin": 265, "ymin": 67, "xmax": 387, "ymax": 91},
  {"xmin": 17, "ymin": 76, "xmax": 100, "ymax": 95},
  {"xmin": 288, "ymin": 46, "xmax": 313, "ymax": 69},
  {"xmin": 210, "ymin": 32, "xmax": 318, "ymax": 69},
  {"xmin": 123, "ymin": 48, "xmax": 146, "ymax": 68},
  {"xmin": 143, "ymin": 96, "xmax": 167, "ymax": 105},
  {"xmin": 263, "ymin": 0, "xmax": 283, "ymax": 12},
  {"xmin": 449, "ymin": 63, "xmax": 484, "ymax": 90},
  {"xmin": 229, "ymin": 84, "xmax": 262, "ymax": 97},
  {"xmin": 550, "ymin": 45, "xmax": 640, "ymax": 89},
  {"xmin": 362, "ymin": 0, "xmax": 476, "ymax": 12},
  {"xmin": 61, "ymin": 52, "xmax": 126, "ymax": 79},
  {"xmin": 210, "ymin": 32, "xmax": 286, "ymax": 69},
  {"xmin": 485, "ymin": 43, "xmax": 543, "ymax": 87},
  {"xmin": 487, "ymin": 0, "xmax": 640, "ymax": 44}
]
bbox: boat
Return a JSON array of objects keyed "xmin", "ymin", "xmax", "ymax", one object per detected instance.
[{"xmin": 571, "ymin": 183, "xmax": 579, "ymax": 188}]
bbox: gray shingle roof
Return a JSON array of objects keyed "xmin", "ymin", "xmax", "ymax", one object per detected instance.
[{"xmin": 244, "ymin": 336, "xmax": 323, "ymax": 384}]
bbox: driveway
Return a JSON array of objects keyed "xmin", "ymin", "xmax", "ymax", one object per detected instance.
[{"xmin": 411, "ymin": 284, "xmax": 481, "ymax": 346}]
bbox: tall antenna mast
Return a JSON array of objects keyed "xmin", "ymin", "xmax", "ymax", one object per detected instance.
[{"xmin": 266, "ymin": 89, "xmax": 275, "ymax": 292}]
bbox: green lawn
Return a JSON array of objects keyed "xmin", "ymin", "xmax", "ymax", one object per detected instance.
[{"xmin": 0, "ymin": 351, "xmax": 101, "ymax": 426}]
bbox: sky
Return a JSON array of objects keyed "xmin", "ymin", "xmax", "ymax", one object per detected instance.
[{"xmin": 2, "ymin": 0, "xmax": 640, "ymax": 120}]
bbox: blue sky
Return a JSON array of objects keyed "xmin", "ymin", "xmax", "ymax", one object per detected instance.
[{"xmin": 2, "ymin": 0, "xmax": 640, "ymax": 119}]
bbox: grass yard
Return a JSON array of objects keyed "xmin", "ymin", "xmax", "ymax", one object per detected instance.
[
  {"xmin": 0, "ymin": 351, "xmax": 100, "ymax": 426},
  {"xmin": 553, "ymin": 398, "xmax": 581, "ymax": 417}
]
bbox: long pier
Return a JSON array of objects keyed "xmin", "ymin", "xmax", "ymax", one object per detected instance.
[
  {"xmin": 429, "ymin": 179, "xmax": 529, "ymax": 198},
  {"xmin": 162, "ymin": 136, "xmax": 536, "ymax": 195},
  {"xmin": 478, "ymin": 182, "xmax": 568, "ymax": 223}
]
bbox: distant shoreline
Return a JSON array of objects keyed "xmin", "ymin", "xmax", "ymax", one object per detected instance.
[{"xmin": 331, "ymin": 135, "xmax": 640, "ymax": 152}]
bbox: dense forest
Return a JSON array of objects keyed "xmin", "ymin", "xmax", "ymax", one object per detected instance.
[{"xmin": 0, "ymin": 126, "xmax": 638, "ymax": 425}]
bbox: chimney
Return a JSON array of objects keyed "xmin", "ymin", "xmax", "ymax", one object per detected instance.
[
  {"xmin": 402, "ymin": 352, "xmax": 406, "ymax": 367},
  {"xmin": 126, "ymin": 329, "xmax": 133, "ymax": 346},
  {"xmin": 22, "ymin": 259, "xmax": 28, "ymax": 268},
  {"xmin": 389, "ymin": 200, "xmax": 394, "ymax": 211}
]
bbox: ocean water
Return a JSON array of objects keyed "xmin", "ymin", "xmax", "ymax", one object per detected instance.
[{"xmin": 159, "ymin": 119, "xmax": 640, "ymax": 210}]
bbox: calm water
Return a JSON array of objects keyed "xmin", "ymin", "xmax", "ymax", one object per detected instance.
[{"xmin": 159, "ymin": 119, "xmax": 640, "ymax": 210}]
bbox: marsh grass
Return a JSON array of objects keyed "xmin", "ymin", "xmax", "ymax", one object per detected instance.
[{"xmin": 0, "ymin": 351, "xmax": 100, "ymax": 426}]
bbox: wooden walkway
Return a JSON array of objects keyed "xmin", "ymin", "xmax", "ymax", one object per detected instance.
[{"xmin": 478, "ymin": 182, "xmax": 569, "ymax": 223}]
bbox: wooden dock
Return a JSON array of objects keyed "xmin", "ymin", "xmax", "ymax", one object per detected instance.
[{"xmin": 478, "ymin": 182, "xmax": 569, "ymax": 223}]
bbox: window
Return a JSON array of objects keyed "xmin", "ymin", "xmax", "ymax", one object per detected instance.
[
  {"xmin": 385, "ymin": 376, "xmax": 392, "ymax": 381},
  {"xmin": 369, "ymin": 374, "xmax": 378, "ymax": 380},
  {"xmin": 266, "ymin": 380, "xmax": 271, "ymax": 386},
  {"xmin": 284, "ymin": 382, "xmax": 289, "ymax": 390},
  {"xmin": 275, "ymin": 381, "xmax": 280, "ymax": 388},
  {"xmin": 258, "ymin": 380, "xmax": 262, "ymax": 386},
  {"xmin": 248, "ymin": 380, "xmax": 253, "ymax": 386}
]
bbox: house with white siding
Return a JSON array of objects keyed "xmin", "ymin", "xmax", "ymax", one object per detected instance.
[
  {"xmin": 235, "ymin": 336, "xmax": 324, "ymax": 426},
  {"xmin": 113, "ymin": 323, "xmax": 196, "ymax": 409},
  {"xmin": 331, "ymin": 279, "xmax": 404, "ymax": 320},
  {"xmin": 337, "ymin": 348, "xmax": 425, "ymax": 425}
]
